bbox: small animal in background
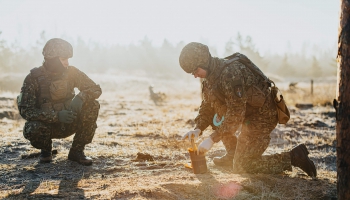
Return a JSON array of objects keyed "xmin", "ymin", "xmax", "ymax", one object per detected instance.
[
  {"xmin": 149, "ymin": 85, "xmax": 166, "ymax": 105},
  {"xmin": 289, "ymin": 82, "xmax": 298, "ymax": 91}
]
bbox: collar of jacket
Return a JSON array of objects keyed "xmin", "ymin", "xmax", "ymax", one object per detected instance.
[
  {"xmin": 43, "ymin": 62, "xmax": 67, "ymax": 77},
  {"xmin": 205, "ymin": 57, "xmax": 225, "ymax": 84}
]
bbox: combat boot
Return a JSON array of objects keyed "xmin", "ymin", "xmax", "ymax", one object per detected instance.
[
  {"xmin": 68, "ymin": 149, "xmax": 92, "ymax": 166},
  {"xmin": 213, "ymin": 153, "xmax": 234, "ymax": 167},
  {"xmin": 40, "ymin": 149, "xmax": 52, "ymax": 163},
  {"xmin": 290, "ymin": 144, "xmax": 317, "ymax": 177}
]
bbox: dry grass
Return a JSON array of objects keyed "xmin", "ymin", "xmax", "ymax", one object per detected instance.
[
  {"xmin": 0, "ymin": 75, "xmax": 337, "ymax": 199},
  {"xmin": 282, "ymin": 82, "xmax": 336, "ymax": 106}
]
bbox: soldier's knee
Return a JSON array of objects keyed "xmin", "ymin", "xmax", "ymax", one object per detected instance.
[
  {"xmin": 23, "ymin": 121, "xmax": 51, "ymax": 141},
  {"xmin": 87, "ymin": 100, "xmax": 100, "ymax": 118},
  {"xmin": 80, "ymin": 100, "xmax": 100, "ymax": 122},
  {"xmin": 83, "ymin": 100, "xmax": 100, "ymax": 112},
  {"xmin": 92, "ymin": 100, "xmax": 100, "ymax": 112}
]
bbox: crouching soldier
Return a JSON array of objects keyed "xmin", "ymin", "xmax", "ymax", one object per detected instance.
[
  {"xmin": 179, "ymin": 42, "xmax": 317, "ymax": 177},
  {"xmin": 17, "ymin": 38, "xmax": 101, "ymax": 165}
]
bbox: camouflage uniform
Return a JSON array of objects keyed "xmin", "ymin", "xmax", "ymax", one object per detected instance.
[
  {"xmin": 180, "ymin": 43, "xmax": 292, "ymax": 174},
  {"xmin": 17, "ymin": 39, "xmax": 101, "ymax": 152}
]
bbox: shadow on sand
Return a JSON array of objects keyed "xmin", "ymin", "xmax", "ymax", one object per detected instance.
[{"xmin": 4, "ymin": 159, "xmax": 88, "ymax": 199}]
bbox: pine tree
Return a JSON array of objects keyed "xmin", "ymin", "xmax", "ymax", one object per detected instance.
[{"xmin": 336, "ymin": 1, "xmax": 350, "ymax": 199}]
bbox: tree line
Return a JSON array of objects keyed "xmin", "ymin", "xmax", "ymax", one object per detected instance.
[{"xmin": 0, "ymin": 31, "xmax": 336, "ymax": 80}]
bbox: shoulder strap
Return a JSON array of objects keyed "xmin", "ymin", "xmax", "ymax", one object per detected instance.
[
  {"xmin": 238, "ymin": 54, "xmax": 269, "ymax": 82},
  {"xmin": 224, "ymin": 53, "xmax": 273, "ymax": 86},
  {"xmin": 30, "ymin": 66, "xmax": 51, "ymax": 104},
  {"xmin": 212, "ymin": 55, "xmax": 240, "ymax": 81}
]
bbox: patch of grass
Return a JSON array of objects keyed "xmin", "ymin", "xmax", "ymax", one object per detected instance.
[{"xmin": 282, "ymin": 83, "xmax": 336, "ymax": 106}]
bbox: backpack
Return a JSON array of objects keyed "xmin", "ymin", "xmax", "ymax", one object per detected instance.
[{"xmin": 224, "ymin": 53, "xmax": 290, "ymax": 124}]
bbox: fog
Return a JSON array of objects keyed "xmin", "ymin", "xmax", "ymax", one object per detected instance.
[
  {"xmin": 0, "ymin": 30, "xmax": 337, "ymax": 78},
  {"xmin": 0, "ymin": 0, "xmax": 338, "ymax": 93}
]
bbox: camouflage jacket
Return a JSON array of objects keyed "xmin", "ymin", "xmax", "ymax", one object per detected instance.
[
  {"xmin": 18, "ymin": 65, "xmax": 102, "ymax": 123},
  {"xmin": 194, "ymin": 57, "xmax": 271, "ymax": 142}
]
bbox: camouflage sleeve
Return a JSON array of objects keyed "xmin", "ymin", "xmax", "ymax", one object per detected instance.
[
  {"xmin": 194, "ymin": 80, "xmax": 215, "ymax": 133},
  {"xmin": 70, "ymin": 66, "xmax": 102, "ymax": 102},
  {"xmin": 210, "ymin": 65, "xmax": 247, "ymax": 143},
  {"xmin": 18, "ymin": 74, "xmax": 59, "ymax": 123},
  {"xmin": 194, "ymin": 99, "xmax": 215, "ymax": 133}
]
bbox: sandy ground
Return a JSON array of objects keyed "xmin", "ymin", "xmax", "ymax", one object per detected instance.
[{"xmin": 0, "ymin": 73, "xmax": 337, "ymax": 199}]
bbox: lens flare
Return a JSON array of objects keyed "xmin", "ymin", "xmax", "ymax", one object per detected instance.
[{"xmin": 212, "ymin": 181, "xmax": 242, "ymax": 199}]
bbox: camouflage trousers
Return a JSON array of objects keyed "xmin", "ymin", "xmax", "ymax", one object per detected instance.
[
  {"xmin": 23, "ymin": 100, "xmax": 100, "ymax": 151},
  {"xmin": 221, "ymin": 94, "xmax": 292, "ymax": 174}
]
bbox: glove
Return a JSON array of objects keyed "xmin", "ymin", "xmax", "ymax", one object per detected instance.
[
  {"xmin": 181, "ymin": 129, "xmax": 201, "ymax": 142},
  {"xmin": 70, "ymin": 95, "xmax": 84, "ymax": 113},
  {"xmin": 58, "ymin": 110, "xmax": 77, "ymax": 123},
  {"xmin": 197, "ymin": 137, "xmax": 214, "ymax": 154}
]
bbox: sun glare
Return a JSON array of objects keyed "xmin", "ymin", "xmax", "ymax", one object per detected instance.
[{"xmin": 0, "ymin": 0, "xmax": 338, "ymax": 55}]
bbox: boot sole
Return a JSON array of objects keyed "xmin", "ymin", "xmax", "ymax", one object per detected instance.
[
  {"xmin": 300, "ymin": 144, "xmax": 317, "ymax": 176},
  {"xmin": 213, "ymin": 161, "xmax": 233, "ymax": 167},
  {"xmin": 68, "ymin": 157, "xmax": 92, "ymax": 166},
  {"xmin": 39, "ymin": 156, "xmax": 53, "ymax": 163},
  {"xmin": 294, "ymin": 144, "xmax": 317, "ymax": 177},
  {"xmin": 213, "ymin": 158, "xmax": 233, "ymax": 167},
  {"xmin": 310, "ymin": 158, "xmax": 317, "ymax": 177},
  {"xmin": 39, "ymin": 159, "xmax": 52, "ymax": 163}
]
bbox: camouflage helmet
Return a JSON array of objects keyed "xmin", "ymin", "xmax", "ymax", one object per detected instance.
[
  {"xmin": 42, "ymin": 38, "xmax": 73, "ymax": 59},
  {"xmin": 179, "ymin": 42, "xmax": 210, "ymax": 73}
]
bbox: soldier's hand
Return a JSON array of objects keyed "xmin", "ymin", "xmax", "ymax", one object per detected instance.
[
  {"xmin": 197, "ymin": 137, "xmax": 214, "ymax": 154},
  {"xmin": 58, "ymin": 110, "xmax": 77, "ymax": 123},
  {"xmin": 70, "ymin": 95, "xmax": 84, "ymax": 113},
  {"xmin": 181, "ymin": 129, "xmax": 201, "ymax": 142}
]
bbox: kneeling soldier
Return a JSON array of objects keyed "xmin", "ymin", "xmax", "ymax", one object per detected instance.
[
  {"xmin": 17, "ymin": 38, "xmax": 102, "ymax": 165},
  {"xmin": 179, "ymin": 42, "xmax": 317, "ymax": 177}
]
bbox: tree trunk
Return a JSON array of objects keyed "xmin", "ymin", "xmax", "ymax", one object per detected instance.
[{"xmin": 336, "ymin": 0, "xmax": 350, "ymax": 199}]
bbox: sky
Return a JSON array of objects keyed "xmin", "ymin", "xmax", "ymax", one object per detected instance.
[{"xmin": 0, "ymin": 0, "xmax": 340, "ymax": 56}]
